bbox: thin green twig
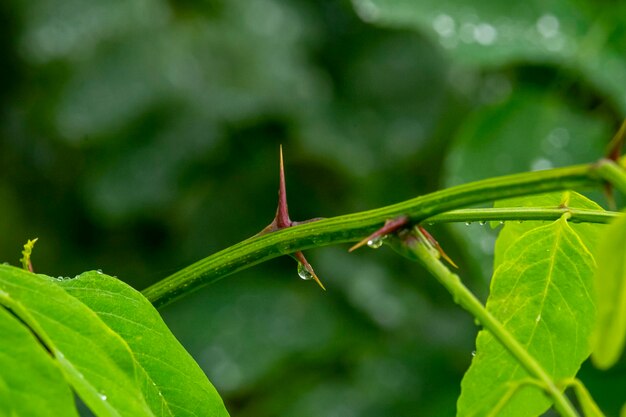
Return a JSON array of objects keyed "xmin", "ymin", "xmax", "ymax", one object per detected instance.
[
  {"xmin": 403, "ymin": 237, "xmax": 580, "ymax": 417},
  {"xmin": 425, "ymin": 207, "xmax": 616, "ymax": 225},
  {"xmin": 595, "ymin": 158, "xmax": 626, "ymax": 195}
]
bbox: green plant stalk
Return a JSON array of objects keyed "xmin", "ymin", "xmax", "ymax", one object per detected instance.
[
  {"xmin": 596, "ymin": 159, "xmax": 626, "ymax": 195},
  {"xmin": 143, "ymin": 163, "xmax": 601, "ymax": 308},
  {"xmin": 426, "ymin": 207, "xmax": 617, "ymax": 225},
  {"xmin": 406, "ymin": 240, "xmax": 580, "ymax": 417}
]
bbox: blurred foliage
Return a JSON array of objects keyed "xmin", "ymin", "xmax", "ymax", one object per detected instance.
[{"xmin": 1, "ymin": 0, "xmax": 626, "ymax": 415}]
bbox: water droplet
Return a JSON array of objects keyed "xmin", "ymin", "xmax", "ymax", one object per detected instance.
[
  {"xmin": 499, "ymin": 221, "xmax": 504, "ymax": 225},
  {"xmin": 297, "ymin": 263, "xmax": 313, "ymax": 281},
  {"xmin": 465, "ymin": 222, "xmax": 472, "ymax": 226},
  {"xmin": 478, "ymin": 221, "xmax": 486, "ymax": 226},
  {"xmin": 367, "ymin": 237, "xmax": 385, "ymax": 249},
  {"xmin": 535, "ymin": 314, "xmax": 541, "ymax": 323},
  {"xmin": 471, "ymin": 351, "xmax": 476, "ymax": 357},
  {"xmin": 99, "ymin": 394, "xmax": 107, "ymax": 401},
  {"xmin": 96, "ymin": 269, "xmax": 103, "ymax": 274}
]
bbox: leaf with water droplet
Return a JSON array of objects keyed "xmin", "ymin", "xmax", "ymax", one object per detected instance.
[
  {"xmin": 493, "ymin": 191, "xmax": 604, "ymax": 269},
  {"xmin": 458, "ymin": 217, "xmax": 596, "ymax": 417},
  {"xmin": 0, "ymin": 265, "xmax": 230, "ymax": 416},
  {"xmin": 443, "ymin": 88, "xmax": 609, "ymax": 280}
]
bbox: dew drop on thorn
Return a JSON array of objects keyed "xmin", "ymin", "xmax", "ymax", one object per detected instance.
[
  {"xmin": 367, "ymin": 237, "xmax": 384, "ymax": 249},
  {"xmin": 297, "ymin": 262, "xmax": 313, "ymax": 281}
]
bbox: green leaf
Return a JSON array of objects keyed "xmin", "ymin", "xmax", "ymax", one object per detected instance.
[
  {"xmin": 0, "ymin": 265, "xmax": 229, "ymax": 417},
  {"xmin": 351, "ymin": 0, "xmax": 626, "ymax": 112},
  {"xmin": 591, "ymin": 212, "xmax": 626, "ymax": 369},
  {"xmin": 443, "ymin": 89, "xmax": 609, "ymax": 280},
  {"xmin": 493, "ymin": 191, "xmax": 604, "ymax": 267},
  {"xmin": 58, "ymin": 271, "xmax": 230, "ymax": 417},
  {"xmin": 458, "ymin": 217, "xmax": 596, "ymax": 417},
  {"xmin": 0, "ymin": 306, "xmax": 79, "ymax": 417}
]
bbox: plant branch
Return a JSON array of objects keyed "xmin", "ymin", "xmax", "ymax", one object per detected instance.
[
  {"xmin": 143, "ymin": 163, "xmax": 605, "ymax": 308},
  {"xmin": 426, "ymin": 207, "xmax": 616, "ymax": 225},
  {"xmin": 403, "ymin": 237, "xmax": 579, "ymax": 417},
  {"xmin": 596, "ymin": 158, "xmax": 626, "ymax": 195}
]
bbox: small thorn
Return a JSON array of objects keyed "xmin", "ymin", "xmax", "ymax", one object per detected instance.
[
  {"xmin": 276, "ymin": 144, "xmax": 291, "ymax": 228},
  {"xmin": 417, "ymin": 226, "xmax": 458, "ymax": 268},
  {"xmin": 257, "ymin": 145, "xmax": 326, "ymax": 290},
  {"xmin": 294, "ymin": 251, "xmax": 326, "ymax": 291},
  {"xmin": 349, "ymin": 215, "xmax": 410, "ymax": 252}
]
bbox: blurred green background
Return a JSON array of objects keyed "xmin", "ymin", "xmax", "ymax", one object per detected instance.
[{"xmin": 2, "ymin": 0, "xmax": 626, "ymax": 415}]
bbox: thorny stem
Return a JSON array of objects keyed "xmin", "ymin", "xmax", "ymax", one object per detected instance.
[
  {"xmin": 258, "ymin": 145, "xmax": 326, "ymax": 290},
  {"xmin": 404, "ymin": 236, "xmax": 580, "ymax": 417},
  {"xmin": 142, "ymin": 161, "xmax": 614, "ymax": 308}
]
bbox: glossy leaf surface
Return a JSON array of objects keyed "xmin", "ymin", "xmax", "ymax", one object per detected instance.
[
  {"xmin": 493, "ymin": 191, "xmax": 604, "ymax": 267},
  {"xmin": 58, "ymin": 271, "xmax": 230, "ymax": 417},
  {"xmin": 458, "ymin": 217, "xmax": 596, "ymax": 416},
  {"xmin": 443, "ymin": 89, "xmax": 608, "ymax": 280},
  {"xmin": 0, "ymin": 265, "xmax": 229, "ymax": 417},
  {"xmin": 0, "ymin": 306, "xmax": 79, "ymax": 417}
]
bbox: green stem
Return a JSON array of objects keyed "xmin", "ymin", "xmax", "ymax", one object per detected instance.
[
  {"xmin": 143, "ymin": 163, "xmax": 599, "ymax": 308},
  {"xmin": 596, "ymin": 158, "xmax": 626, "ymax": 195},
  {"xmin": 426, "ymin": 207, "xmax": 617, "ymax": 225},
  {"xmin": 406, "ymin": 239, "xmax": 579, "ymax": 417}
]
